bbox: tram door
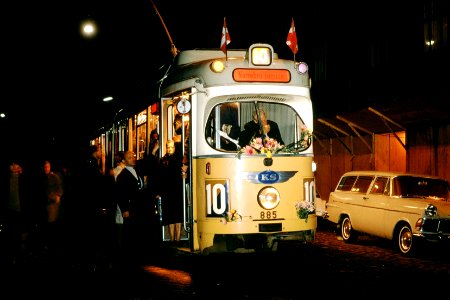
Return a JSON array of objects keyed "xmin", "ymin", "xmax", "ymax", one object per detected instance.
[{"xmin": 159, "ymin": 100, "xmax": 192, "ymax": 244}]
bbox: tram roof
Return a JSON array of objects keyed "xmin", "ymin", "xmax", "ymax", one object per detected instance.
[{"xmin": 176, "ymin": 48, "xmax": 279, "ymax": 65}]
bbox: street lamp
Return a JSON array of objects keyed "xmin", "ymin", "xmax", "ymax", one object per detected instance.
[{"xmin": 81, "ymin": 19, "xmax": 97, "ymax": 39}]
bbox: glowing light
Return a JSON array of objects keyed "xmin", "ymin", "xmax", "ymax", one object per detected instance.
[
  {"xmin": 143, "ymin": 266, "xmax": 192, "ymax": 285},
  {"xmin": 210, "ymin": 60, "xmax": 225, "ymax": 73},
  {"xmin": 81, "ymin": 20, "xmax": 97, "ymax": 38}
]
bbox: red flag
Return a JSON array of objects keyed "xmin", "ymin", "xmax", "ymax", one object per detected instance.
[
  {"xmin": 220, "ymin": 18, "xmax": 231, "ymax": 55},
  {"xmin": 286, "ymin": 18, "xmax": 298, "ymax": 55}
]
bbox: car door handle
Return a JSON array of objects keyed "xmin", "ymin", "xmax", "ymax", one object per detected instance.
[{"xmin": 363, "ymin": 196, "xmax": 369, "ymax": 200}]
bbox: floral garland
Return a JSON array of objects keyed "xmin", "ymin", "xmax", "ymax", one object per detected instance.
[
  {"xmin": 294, "ymin": 201, "xmax": 315, "ymax": 223},
  {"xmin": 298, "ymin": 125, "xmax": 313, "ymax": 150},
  {"xmin": 221, "ymin": 209, "xmax": 242, "ymax": 224},
  {"xmin": 237, "ymin": 125, "xmax": 312, "ymax": 158},
  {"xmin": 240, "ymin": 137, "xmax": 283, "ymax": 157}
]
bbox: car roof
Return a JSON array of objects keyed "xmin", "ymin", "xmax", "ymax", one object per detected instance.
[{"xmin": 340, "ymin": 170, "xmax": 448, "ymax": 181}]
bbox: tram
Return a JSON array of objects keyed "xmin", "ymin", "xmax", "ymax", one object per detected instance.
[{"xmin": 92, "ymin": 43, "xmax": 316, "ymax": 253}]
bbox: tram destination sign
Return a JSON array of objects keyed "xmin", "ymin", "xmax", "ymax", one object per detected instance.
[{"xmin": 233, "ymin": 68, "xmax": 290, "ymax": 83}]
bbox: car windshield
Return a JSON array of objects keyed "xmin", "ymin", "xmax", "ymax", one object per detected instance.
[{"xmin": 392, "ymin": 176, "xmax": 449, "ymax": 200}]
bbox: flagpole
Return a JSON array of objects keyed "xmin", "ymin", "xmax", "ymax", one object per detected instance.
[
  {"xmin": 286, "ymin": 17, "xmax": 298, "ymax": 66},
  {"xmin": 221, "ymin": 17, "xmax": 231, "ymax": 62}
]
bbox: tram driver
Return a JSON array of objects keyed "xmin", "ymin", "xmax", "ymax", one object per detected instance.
[{"xmin": 238, "ymin": 108, "xmax": 284, "ymax": 147}]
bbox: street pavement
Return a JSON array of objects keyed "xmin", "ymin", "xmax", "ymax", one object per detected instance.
[{"xmin": 1, "ymin": 219, "xmax": 449, "ymax": 299}]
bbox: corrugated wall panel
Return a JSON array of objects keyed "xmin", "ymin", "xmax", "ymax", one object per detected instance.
[
  {"xmin": 408, "ymin": 127, "xmax": 434, "ymax": 175},
  {"xmin": 437, "ymin": 126, "xmax": 450, "ymax": 180}
]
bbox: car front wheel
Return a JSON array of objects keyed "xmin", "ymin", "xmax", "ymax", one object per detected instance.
[{"xmin": 396, "ymin": 224, "xmax": 414, "ymax": 255}]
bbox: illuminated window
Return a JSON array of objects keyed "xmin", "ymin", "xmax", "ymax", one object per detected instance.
[{"xmin": 250, "ymin": 46, "xmax": 272, "ymax": 66}]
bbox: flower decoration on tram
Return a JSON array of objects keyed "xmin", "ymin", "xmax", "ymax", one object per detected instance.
[
  {"xmin": 237, "ymin": 125, "xmax": 313, "ymax": 159},
  {"xmin": 294, "ymin": 201, "xmax": 315, "ymax": 223},
  {"xmin": 240, "ymin": 137, "xmax": 283, "ymax": 158},
  {"xmin": 278, "ymin": 125, "xmax": 313, "ymax": 154},
  {"xmin": 299, "ymin": 125, "xmax": 313, "ymax": 149},
  {"xmin": 221, "ymin": 209, "xmax": 242, "ymax": 224}
]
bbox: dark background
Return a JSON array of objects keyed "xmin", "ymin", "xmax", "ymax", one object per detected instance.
[{"xmin": 1, "ymin": 0, "xmax": 447, "ymax": 164}]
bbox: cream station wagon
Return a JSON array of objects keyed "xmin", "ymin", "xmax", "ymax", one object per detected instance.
[{"xmin": 326, "ymin": 171, "xmax": 450, "ymax": 255}]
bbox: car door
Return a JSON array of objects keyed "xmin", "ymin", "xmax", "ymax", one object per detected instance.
[
  {"xmin": 348, "ymin": 175, "xmax": 375, "ymax": 232},
  {"xmin": 359, "ymin": 176, "xmax": 390, "ymax": 237}
]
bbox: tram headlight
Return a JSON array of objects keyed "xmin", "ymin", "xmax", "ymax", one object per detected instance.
[
  {"xmin": 257, "ymin": 187, "xmax": 280, "ymax": 210},
  {"xmin": 210, "ymin": 60, "xmax": 225, "ymax": 73}
]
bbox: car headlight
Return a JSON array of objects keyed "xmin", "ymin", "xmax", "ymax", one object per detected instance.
[{"xmin": 425, "ymin": 204, "xmax": 437, "ymax": 217}]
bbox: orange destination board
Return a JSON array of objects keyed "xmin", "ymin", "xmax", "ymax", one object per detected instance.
[{"xmin": 233, "ymin": 69, "xmax": 291, "ymax": 83}]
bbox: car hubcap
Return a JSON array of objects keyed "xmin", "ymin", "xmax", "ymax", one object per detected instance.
[{"xmin": 399, "ymin": 227, "xmax": 412, "ymax": 253}]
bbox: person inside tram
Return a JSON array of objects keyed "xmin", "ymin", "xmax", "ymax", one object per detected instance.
[
  {"xmin": 219, "ymin": 123, "xmax": 240, "ymax": 150},
  {"xmin": 238, "ymin": 108, "xmax": 284, "ymax": 147},
  {"xmin": 219, "ymin": 104, "xmax": 240, "ymax": 150}
]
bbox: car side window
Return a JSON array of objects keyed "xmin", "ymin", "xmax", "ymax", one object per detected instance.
[
  {"xmin": 337, "ymin": 176, "xmax": 357, "ymax": 191},
  {"xmin": 351, "ymin": 176, "xmax": 374, "ymax": 193},
  {"xmin": 370, "ymin": 177, "xmax": 389, "ymax": 195}
]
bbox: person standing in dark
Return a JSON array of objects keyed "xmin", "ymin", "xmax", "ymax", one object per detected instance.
[
  {"xmin": 66, "ymin": 145, "xmax": 105, "ymax": 270},
  {"xmin": 39, "ymin": 160, "xmax": 64, "ymax": 255},
  {"xmin": 111, "ymin": 151, "xmax": 126, "ymax": 262},
  {"xmin": 142, "ymin": 129, "xmax": 163, "ymax": 247},
  {"xmin": 147, "ymin": 129, "xmax": 160, "ymax": 180},
  {"xmin": 136, "ymin": 129, "xmax": 160, "ymax": 211},
  {"xmin": 115, "ymin": 150, "xmax": 147, "ymax": 268},
  {"xmin": 157, "ymin": 140, "xmax": 184, "ymax": 244},
  {"xmin": 1, "ymin": 160, "xmax": 32, "ymax": 266}
]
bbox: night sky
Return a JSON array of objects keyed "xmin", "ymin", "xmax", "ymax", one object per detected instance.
[{"xmin": 1, "ymin": 0, "xmax": 426, "ymax": 161}]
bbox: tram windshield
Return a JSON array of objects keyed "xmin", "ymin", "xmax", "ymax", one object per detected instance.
[{"xmin": 205, "ymin": 101, "xmax": 312, "ymax": 154}]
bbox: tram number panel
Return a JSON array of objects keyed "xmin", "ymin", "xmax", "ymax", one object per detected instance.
[
  {"xmin": 259, "ymin": 211, "xmax": 278, "ymax": 219},
  {"xmin": 205, "ymin": 179, "xmax": 230, "ymax": 218}
]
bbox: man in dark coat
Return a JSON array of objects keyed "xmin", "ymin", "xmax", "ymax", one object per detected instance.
[
  {"xmin": 115, "ymin": 150, "xmax": 148, "ymax": 267},
  {"xmin": 238, "ymin": 108, "xmax": 284, "ymax": 147}
]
